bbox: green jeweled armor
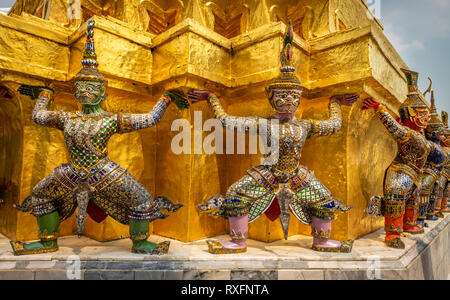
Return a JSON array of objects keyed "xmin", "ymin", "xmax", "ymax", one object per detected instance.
[
  {"xmin": 17, "ymin": 91, "xmax": 175, "ymax": 234},
  {"xmin": 11, "ymin": 20, "xmax": 183, "ymax": 255},
  {"xmin": 438, "ymin": 151, "xmax": 450, "ymax": 199}
]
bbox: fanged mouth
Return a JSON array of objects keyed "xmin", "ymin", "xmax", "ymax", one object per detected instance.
[
  {"xmin": 415, "ymin": 118, "xmax": 429, "ymax": 129},
  {"xmin": 276, "ymin": 104, "xmax": 297, "ymax": 111},
  {"xmin": 78, "ymin": 93, "xmax": 93, "ymax": 98}
]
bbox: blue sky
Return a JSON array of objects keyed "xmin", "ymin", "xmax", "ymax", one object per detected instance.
[
  {"xmin": 1, "ymin": 0, "xmax": 449, "ymax": 115},
  {"xmin": 380, "ymin": 0, "xmax": 450, "ymax": 116},
  {"xmin": 0, "ymin": 0, "xmax": 13, "ymax": 8}
]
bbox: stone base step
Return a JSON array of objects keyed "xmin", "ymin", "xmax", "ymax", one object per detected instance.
[{"xmin": 0, "ymin": 214, "xmax": 449, "ymax": 280}]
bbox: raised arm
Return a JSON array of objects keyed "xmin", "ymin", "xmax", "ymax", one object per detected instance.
[
  {"xmin": 188, "ymin": 90, "xmax": 259, "ymax": 132},
  {"xmin": 116, "ymin": 90, "xmax": 189, "ymax": 134},
  {"xmin": 18, "ymin": 86, "xmax": 65, "ymax": 130},
  {"xmin": 308, "ymin": 99, "xmax": 342, "ymax": 137},
  {"xmin": 116, "ymin": 94, "xmax": 171, "ymax": 134},
  {"xmin": 308, "ymin": 94, "xmax": 359, "ymax": 137},
  {"xmin": 208, "ymin": 94, "xmax": 259, "ymax": 132},
  {"xmin": 362, "ymin": 98, "xmax": 410, "ymax": 142}
]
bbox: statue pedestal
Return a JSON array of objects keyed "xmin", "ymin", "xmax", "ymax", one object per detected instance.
[{"xmin": 0, "ymin": 213, "xmax": 448, "ymax": 280}]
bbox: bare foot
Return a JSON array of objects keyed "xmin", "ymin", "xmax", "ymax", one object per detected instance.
[{"xmin": 220, "ymin": 240, "xmax": 247, "ymax": 250}]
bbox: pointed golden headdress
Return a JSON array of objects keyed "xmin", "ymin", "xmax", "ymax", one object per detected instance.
[
  {"xmin": 428, "ymin": 91, "xmax": 443, "ymax": 128},
  {"xmin": 442, "ymin": 111, "xmax": 449, "ymax": 137},
  {"xmin": 442, "ymin": 111, "xmax": 448, "ymax": 129},
  {"xmin": 398, "ymin": 69, "xmax": 430, "ymax": 121},
  {"xmin": 399, "ymin": 69, "xmax": 429, "ymax": 109},
  {"xmin": 75, "ymin": 20, "xmax": 106, "ymax": 83},
  {"xmin": 266, "ymin": 21, "xmax": 302, "ymax": 99}
]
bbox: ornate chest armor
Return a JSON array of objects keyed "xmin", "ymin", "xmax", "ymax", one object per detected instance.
[
  {"xmin": 376, "ymin": 105, "xmax": 432, "ymax": 182},
  {"xmin": 269, "ymin": 120, "xmax": 308, "ymax": 182}
]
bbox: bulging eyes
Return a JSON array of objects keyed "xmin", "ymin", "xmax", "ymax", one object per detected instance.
[
  {"xmin": 277, "ymin": 94, "xmax": 300, "ymax": 100},
  {"xmin": 417, "ymin": 112, "xmax": 430, "ymax": 120},
  {"xmin": 75, "ymin": 82, "xmax": 101, "ymax": 92}
]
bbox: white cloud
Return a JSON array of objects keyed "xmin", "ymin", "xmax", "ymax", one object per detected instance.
[
  {"xmin": 431, "ymin": 0, "xmax": 450, "ymax": 9},
  {"xmin": 383, "ymin": 23, "xmax": 425, "ymax": 54},
  {"xmin": 380, "ymin": 0, "xmax": 450, "ymax": 115},
  {"xmin": 0, "ymin": 8, "xmax": 10, "ymax": 15},
  {"xmin": 381, "ymin": 0, "xmax": 450, "ymax": 39}
]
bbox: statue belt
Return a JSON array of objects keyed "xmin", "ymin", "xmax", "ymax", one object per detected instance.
[
  {"xmin": 389, "ymin": 161, "xmax": 420, "ymax": 185},
  {"xmin": 271, "ymin": 164, "xmax": 300, "ymax": 183},
  {"xmin": 248, "ymin": 165, "xmax": 311, "ymax": 195},
  {"xmin": 444, "ymin": 168, "xmax": 450, "ymax": 180},
  {"xmin": 56, "ymin": 158, "xmax": 124, "ymax": 191},
  {"xmin": 69, "ymin": 158, "xmax": 112, "ymax": 180},
  {"xmin": 423, "ymin": 167, "xmax": 441, "ymax": 182}
]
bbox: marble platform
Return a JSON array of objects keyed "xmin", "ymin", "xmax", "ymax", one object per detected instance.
[{"xmin": 0, "ymin": 214, "xmax": 449, "ymax": 280}]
